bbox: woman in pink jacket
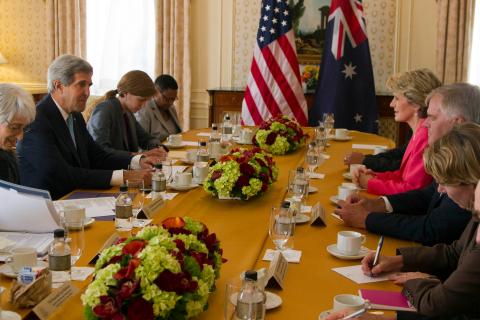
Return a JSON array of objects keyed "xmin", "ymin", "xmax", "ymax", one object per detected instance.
[{"xmin": 354, "ymin": 69, "xmax": 441, "ymax": 195}]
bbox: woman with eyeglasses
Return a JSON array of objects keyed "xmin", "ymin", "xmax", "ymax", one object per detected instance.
[
  {"xmin": 134, "ymin": 74, "xmax": 182, "ymax": 141},
  {"xmin": 0, "ymin": 83, "xmax": 36, "ymax": 183}
]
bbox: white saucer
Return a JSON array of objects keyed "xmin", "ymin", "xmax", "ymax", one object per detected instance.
[
  {"xmin": 319, "ymin": 309, "xmax": 334, "ymax": 320},
  {"xmin": 326, "ymin": 244, "xmax": 370, "ymax": 260},
  {"xmin": 192, "ymin": 178, "xmax": 206, "ymax": 185},
  {"xmin": 308, "ymin": 186, "xmax": 318, "ymax": 193},
  {"xmin": 84, "ymin": 217, "xmax": 95, "ymax": 228},
  {"xmin": 333, "ymin": 136, "xmax": 353, "ymax": 141},
  {"xmin": 230, "ymin": 291, "xmax": 282, "ymax": 310},
  {"xmin": 167, "ymin": 183, "xmax": 199, "ymax": 191},
  {"xmin": 343, "ymin": 172, "xmax": 352, "ymax": 180},
  {"xmin": 0, "ymin": 311, "xmax": 21, "ymax": 320},
  {"xmin": 295, "ymin": 213, "xmax": 310, "ymax": 224},
  {"xmin": 330, "ymin": 195, "xmax": 339, "ymax": 204},
  {"xmin": 0, "ymin": 260, "xmax": 49, "ymax": 278},
  {"xmin": 164, "ymin": 143, "xmax": 184, "ymax": 149}
]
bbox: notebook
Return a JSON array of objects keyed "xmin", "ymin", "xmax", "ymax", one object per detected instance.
[
  {"xmin": 0, "ymin": 232, "xmax": 54, "ymax": 261},
  {"xmin": 359, "ymin": 289, "xmax": 416, "ymax": 312}
]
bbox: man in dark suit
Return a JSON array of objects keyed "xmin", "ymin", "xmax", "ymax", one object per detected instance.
[
  {"xmin": 335, "ymin": 83, "xmax": 480, "ymax": 245},
  {"xmin": 17, "ymin": 55, "xmax": 157, "ymax": 200}
]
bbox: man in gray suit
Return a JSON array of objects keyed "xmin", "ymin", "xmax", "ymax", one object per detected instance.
[{"xmin": 135, "ymin": 74, "xmax": 182, "ymax": 141}]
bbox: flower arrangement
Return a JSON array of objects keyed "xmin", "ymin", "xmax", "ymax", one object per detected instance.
[
  {"xmin": 203, "ymin": 147, "xmax": 278, "ymax": 200},
  {"xmin": 253, "ymin": 115, "xmax": 307, "ymax": 155},
  {"xmin": 301, "ymin": 65, "xmax": 319, "ymax": 90},
  {"xmin": 82, "ymin": 216, "xmax": 225, "ymax": 320}
]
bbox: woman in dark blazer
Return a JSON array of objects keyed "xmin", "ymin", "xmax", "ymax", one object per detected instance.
[{"xmin": 0, "ymin": 83, "xmax": 36, "ymax": 183}]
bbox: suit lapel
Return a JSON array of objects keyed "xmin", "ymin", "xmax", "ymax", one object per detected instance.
[{"xmin": 125, "ymin": 112, "xmax": 139, "ymax": 151}]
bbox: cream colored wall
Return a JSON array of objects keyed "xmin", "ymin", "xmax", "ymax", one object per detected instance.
[
  {"xmin": 0, "ymin": 0, "xmax": 49, "ymax": 88},
  {"xmin": 190, "ymin": 0, "xmax": 439, "ymax": 129}
]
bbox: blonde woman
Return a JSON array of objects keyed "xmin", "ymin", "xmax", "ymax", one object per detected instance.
[
  {"xmin": 353, "ymin": 69, "xmax": 441, "ymax": 195},
  {"xmin": 87, "ymin": 70, "xmax": 167, "ymax": 159},
  {"xmin": 330, "ymin": 123, "xmax": 480, "ymax": 320}
]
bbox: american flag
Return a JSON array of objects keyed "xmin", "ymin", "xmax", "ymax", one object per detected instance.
[
  {"xmin": 309, "ymin": 0, "xmax": 378, "ymax": 132},
  {"xmin": 241, "ymin": 0, "xmax": 308, "ymax": 126}
]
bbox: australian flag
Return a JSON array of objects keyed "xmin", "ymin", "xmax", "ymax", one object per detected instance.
[{"xmin": 309, "ymin": 0, "xmax": 378, "ymax": 133}]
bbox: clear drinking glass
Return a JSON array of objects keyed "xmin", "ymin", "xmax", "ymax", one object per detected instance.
[
  {"xmin": 269, "ymin": 206, "xmax": 295, "ymax": 251},
  {"xmin": 323, "ymin": 113, "xmax": 335, "ymax": 138},
  {"xmin": 63, "ymin": 211, "xmax": 85, "ymax": 265},
  {"xmin": 224, "ymin": 280, "xmax": 241, "ymax": 320},
  {"xmin": 305, "ymin": 146, "xmax": 320, "ymax": 174},
  {"xmin": 314, "ymin": 126, "xmax": 327, "ymax": 152},
  {"xmin": 126, "ymin": 179, "xmax": 145, "ymax": 228}
]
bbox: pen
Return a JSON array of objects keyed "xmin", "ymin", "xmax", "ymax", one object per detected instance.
[
  {"xmin": 370, "ymin": 236, "xmax": 384, "ymax": 276},
  {"xmin": 341, "ymin": 308, "xmax": 366, "ymax": 320}
]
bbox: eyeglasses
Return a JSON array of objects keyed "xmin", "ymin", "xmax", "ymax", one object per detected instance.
[
  {"xmin": 4, "ymin": 120, "xmax": 31, "ymax": 134},
  {"xmin": 160, "ymin": 91, "xmax": 178, "ymax": 103}
]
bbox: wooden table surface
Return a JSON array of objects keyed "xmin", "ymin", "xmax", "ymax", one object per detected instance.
[{"xmin": 1, "ymin": 128, "xmax": 416, "ymax": 319}]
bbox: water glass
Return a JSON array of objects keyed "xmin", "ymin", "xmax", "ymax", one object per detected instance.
[
  {"xmin": 305, "ymin": 147, "xmax": 320, "ymax": 174},
  {"xmin": 224, "ymin": 280, "xmax": 241, "ymax": 320},
  {"xmin": 126, "ymin": 179, "xmax": 145, "ymax": 228},
  {"xmin": 63, "ymin": 211, "xmax": 85, "ymax": 265},
  {"xmin": 269, "ymin": 206, "xmax": 295, "ymax": 251},
  {"xmin": 323, "ymin": 113, "xmax": 335, "ymax": 137},
  {"xmin": 314, "ymin": 126, "xmax": 327, "ymax": 152}
]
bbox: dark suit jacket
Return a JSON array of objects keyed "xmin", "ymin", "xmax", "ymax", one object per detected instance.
[
  {"xmin": 362, "ymin": 143, "xmax": 407, "ymax": 172},
  {"xmin": 134, "ymin": 99, "xmax": 182, "ymax": 141},
  {"xmin": 0, "ymin": 149, "xmax": 19, "ymax": 184},
  {"xmin": 87, "ymin": 98, "xmax": 160, "ymax": 156},
  {"xmin": 398, "ymin": 216, "xmax": 480, "ymax": 319},
  {"xmin": 365, "ymin": 183, "xmax": 471, "ymax": 246},
  {"xmin": 17, "ymin": 95, "xmax": 132, "ymax": 200}
]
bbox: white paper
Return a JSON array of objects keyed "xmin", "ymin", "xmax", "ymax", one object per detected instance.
[
  {"xmin": 308, "ymin": 172, "xmax": 325, "ymax": 179},
  {"xmin": 181, "ymin": 141, "xmax": 199, "ymax": 146},
  {"xmin": 54, "ymin": 197, "xmax": 116, "ymax": 218},
  {"xmin": 71, "ymin": 267, "xmax": 95, "ymax": 281},
  {"xmin": 263, "ymin": 249, "xmax": 302, "ymax": 263},
  {"xmin": 0, "ymin": 232, "xmax": 54, "ymax": 260},
  {"xmin": 196, "ymin": 132, "xmax": 211, "ymax": 137},
  {"xmin": 0, "ymin": 188, "xmax": 60, "ymax": 233},
  {"xmin": 352, "ymin": 144, "xmax": 388, "ymax": 150},
  {"xmin": 301, "ymin": 205, "xmax": 312, "ymax": 213},
  {"xmin": 331, "ymin": 265, "xmax": 393, "ymax": 284}
]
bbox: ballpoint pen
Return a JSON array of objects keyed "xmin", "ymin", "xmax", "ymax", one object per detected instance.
[
  {"xmin": 370, "ymin": 236, "xmax": 384, "ymax": 277},
  {"xmin": 341, "ymin": 308, "xmax": 367, "ymax": 320}
]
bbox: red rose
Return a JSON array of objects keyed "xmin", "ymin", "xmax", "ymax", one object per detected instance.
[
  {"xmin": 239, "ymin": 163, "xmax": 255, "ymax": 176},
  {"xmin": 211, "ymin": 170, "xmax": 222, "ymax": 181},
  {"xmin": 155, "ymin": 270, "xmax": 198, "ymax": 294},
  {"xmin": 256, "ymin": 158, "xmax": 266, "ymax": 168},
  {"xmin": 118, "ymin": 280, "xmax": 139, "ymax": 300},
  {"xmin": 235, "ymin": 175, "xmax": 250, "ymax": 188},
  {"xmin": 161, "ymin": 217, "xmax": 185, "ymax": 229},
  {"xmin": 93, "ymin": 296, "xmax": 120, "ymax": 319},
  {"xmin": 190, "ymin": 251, "xmax": 213, "ymax": 269},
  {"xmin": 127, "ymin": 297, "xmax": 154, "ymax": 320},
  {"xmin": 174, "ymin": 239, "xmax": 186, "ymax": 252},
  {"xmin": 265, "ymin": 132, "xmax": 277, "ymax": 145},
  {"xmin": 122, "ymin": 240, "xmax": 146, "ymax": 257},
  {"xmin": 114, "ymin": 258, "xmax": 140, "ymax": 281}
]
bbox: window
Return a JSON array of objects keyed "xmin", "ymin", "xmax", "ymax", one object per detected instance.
[
  {"xmin": 468, "ymin": 0, "xmax": 480, "ymax": 85},
  {"xmin": 86, "ymin": 0, "xmax": 155, "ymax": 95}
]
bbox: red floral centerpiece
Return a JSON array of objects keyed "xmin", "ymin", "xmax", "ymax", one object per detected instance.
[
  {"xmin": 82, "ymin": 217, "xmax": 225, "ymax": 319},
  {"xmin": 253, "ymin": 115, "xmax": 307, "ymax": 155},
  {"xmin": 203, "ymin": 147, "xmax": 278, "ymax": 200}
]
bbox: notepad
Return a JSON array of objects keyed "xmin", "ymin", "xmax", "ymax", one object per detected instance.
[
  {"xmin": 359, "ymin": 289, "xmax": 416, "ymax": 312},
  {"xmin": 331, "ymin": 265, "xmax": 392, "ymax": 284}
]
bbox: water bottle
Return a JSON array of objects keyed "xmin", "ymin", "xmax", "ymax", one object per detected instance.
[
  {"xmin": 151, "ymin": 163, "xmax": 166, "ymax": 200},
  {"xmin": 196, "ymin": 141, "xmax": 210, "ymax": 162},
  {"xmin": 222, "ymin": 114, "xmax": 233, "ymax": 141},
  {"xmin": 209, "ymin": 124, "xmax": 222, "ymax": 160},
  {"xmin": 210, "ymin": 124, "xmax": 221, "ymax": 142},
  {"xmin": 115, "ymin": 185, "xmax": 133, "ymax": 231},
  {"xmin": 49, "ymin": 229, "xmax": 71, "ymax": 286},
  {"xmin": 293, "ymin": 167, "xmax": 308, "ymax": 197},
  {"xmin": 235, "ymin": 270, "xmax": 266, "ymax": 320}
]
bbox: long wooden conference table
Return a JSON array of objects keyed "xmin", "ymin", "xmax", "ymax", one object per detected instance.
[{"xmin": 1, "ymin": 128, "xmax": 416, "ymax": 319}]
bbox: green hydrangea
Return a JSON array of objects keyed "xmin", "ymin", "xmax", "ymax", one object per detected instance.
[
  {"xmin": 212, "ymin": 161, "xmax": 241, "ymax": 197},
  {"xmin": 270, "ymin": 122, "xmax": 287, "ymax": 132},
  {"xmin": 184, "ymin": 216, "xmax": 204, "ymax": 234},
  {"xmin": 242, "ymin": 178, "xmax": 263, "ymax": 198},
  {"xmin": 136, "ymin": 243, "xmax": 181, "ymax": 282},
  {"xmin": 94, "ymin": 243, "xmax": 124, "ymax": 270},
  {"xmin": 137, "ymin": 225, "xmax": 169, "ymax": 240},
  {"xmin": 173, "ymin": 234, "xmax": 208, "ymax": 254},
  {"xmin": 81, "ymin": 263, "xmax": 121, "ymax": 307},
  {"xmin": 269, "ymin": 135, "xmax": 290, "ymax": 155},
  {"xmin": 141, "ymin": 283, "xmax": 180, "ymax": 317}
]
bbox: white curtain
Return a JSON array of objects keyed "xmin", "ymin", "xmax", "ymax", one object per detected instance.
[
  {"xmin": 86, "ymin": 0, "xmax": 156, "ymax": 95},
  {"xmin": 469, "ymin": 0, "xmax": 480, "ymax": 85}
]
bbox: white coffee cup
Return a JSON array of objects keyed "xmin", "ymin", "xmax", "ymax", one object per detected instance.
[
  {"xmin": 186, "ymin": 149, "xmax": 197, "ymax": 162},
  {"xmin": 193, "ymin": 162, "xmax": 209, "ymax": 181},
  {"xmin": 338, "ymin": 185, "xmax": 357, "ymax": 201},
  {"xmin": 335, "ymin": 128, "xmax": 348, "ymax": 139},
  {"xmin": 174, "ymin": 172, "xmax": 192, "ymax": 186},
  {"xmin": 341, "ymin": 182, "xmax": 358, "ymax": 190},
  {"xmin": 7, "ymin": 247, "xmax": 37, "ymax": 272},
  {"xmin": 337, "ymin": 231, "xmax": 366, "ymax": 255},
  {"xmin": 240, "ymin": 128, "xmax": 254, "ymax": 144},
  {"xmin": 333, "ymin": 294, "xmax": 366, "ymax": 312},
  {"xmin": 374, "ymin": 146, "xmax": 388, "ymax": 155},
  {"xmin": 233, "ymin": 124, "xmax": 242, "ymax": 137},
  {"xmin": 349, "ymin": 164, "xmax": 365, "ymax": 177},
  {"xmin": 63, "ymin": 205, "xmax": 85, "ymax": 223},
  {"xmin": 209, "ymin": 141, "xmax": 221, "ymax": 160},
  {"xmin": 167, "ymin": 134, "xmax": 182, "ymax": 146}
]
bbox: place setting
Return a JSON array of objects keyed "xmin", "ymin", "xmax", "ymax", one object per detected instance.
[
  {"xmin": 319, "ymin": 293, "xmax": 371, "ymax": 320},
  {"xmin": 0, "ymin": 247, "xmax": 48, "ymax": 278},
  {"xmin": 329, "ymin": 182, "xmax": 358, "ymax": 205},
  {"xmin": 167, "ymin": 172, "xmax": 200, "ymax": 191},
  {"xmin": 326, "ymin": 231, "xmax": 370, "ymax": 260},
  {"xmin": 233, "ymin": 127, "xmax": 255, "ymax": 145},
  {"xmin": 332, "ymin": 128, "xmax": 353, "ymax": 141}
]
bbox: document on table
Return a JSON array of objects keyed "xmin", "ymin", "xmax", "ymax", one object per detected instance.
[
  {"xmin": 181, "ymin": 141, "xmax": 199, "ymax": 146},
  {"xmin": 54, "ymin": 197, "xmax": 116, "ymax": 218},
  {"xmin": 352, "ymin": 144, "xmax": 388, "ymax": 150},
  {"xmin": 0, "ymin": 232, "xmax": 54, "ymax": 261},
  {"xmin": 0, "ymin": 186, "xmax": 60, "ymax": 233},
  {"xmin": 332, "ymin": 265, "xmax": 393, "ymax": 284}
]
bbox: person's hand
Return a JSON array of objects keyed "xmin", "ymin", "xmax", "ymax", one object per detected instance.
[
  {"xmin": 351, "ymin": 165, "xmax": 367, "ymax": 184},
  {"xmin": 357, "ymin": 171, "xmax": 374, "ymax": 189},
  {"xmin": 361, "ymin": 251, "xmax": 403, "ymax": 277},
  {"xmin": 344, "ymin": 152, "xmax": 365, "ymax": 165},
  {"xmin": 139, "ymin": 156, "xmax": 163, "ymax": 169},
  {"xmin": 334, "ymin": 200, "xmax": 369, "ymax": 228},
  {"xmin": 142, "ymin": 147, "xmax": 168, "ymax": 160},
  {"xmin": 389, "ymin": 272, "xmax": 434, "ymax": 285},
  {"xmin": 123, "ymin": 169, "xmax": 152, "ymax": 187}
]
